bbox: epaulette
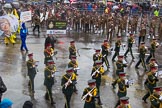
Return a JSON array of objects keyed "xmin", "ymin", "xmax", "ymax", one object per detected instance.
[
  {"xmin": 63, "ymin": 74, "xmax": 68, "ymax": 80},
  {"xmin": 147, "ymin": 72, "xmax": 152, "ymax": 76},
  {"xmin": 117, "ymin": 78, "xmax": 121, "ymax": 83}
]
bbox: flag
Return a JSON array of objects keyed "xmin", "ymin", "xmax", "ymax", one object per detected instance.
[{"xmin": 12, "ymin": 9, "xmax": 19, "ymax": 19}]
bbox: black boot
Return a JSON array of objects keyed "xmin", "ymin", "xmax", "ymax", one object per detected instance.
[
  {"xmin": 44, "ymin": 93, "xmax": 49, "ymax": 101},
  {"xmin": 98, "ymin": 96, "xmax": 103, "ymax": 105}
]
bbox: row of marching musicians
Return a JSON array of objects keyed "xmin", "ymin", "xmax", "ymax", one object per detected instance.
[
  {"xmin": 65, "ymin": 39, "xmax": 133, "ymax": 108},
  {"xmin": 25, "ymin": 39, "xmax": 162, "ymax": 108}
]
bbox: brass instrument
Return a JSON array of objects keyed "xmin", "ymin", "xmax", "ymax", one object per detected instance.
[
  {"xmin": 104, "ymin": 43, "xmax": 110, "ymax": 50},
  {"xmin": 64, "ymin": 76, "xmax": 72, "ymax": 89},
  {"xmin": 155, "ymin": 42, "xmax": 160, "ymax": 47},
  {"xmin": 81, "ymin": 87, "xmax": 97, "ymax": 102}
]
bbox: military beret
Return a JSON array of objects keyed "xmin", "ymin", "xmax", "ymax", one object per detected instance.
[
  {"xmin": 88, "ymin": 79, "xmax": 96, "ymax": 85},
  {"xmin": 118, "ymin": 55, "xmax": 124, "ymax": 59},
  {"xmin": 129, "ymin": 33, "xmax": 134, "ymax": 36},
  {"xmin": 70, "ymin": 41, "xmax": 75, "ymax": 43},
  {"xmin": 151, "ymin": 67, "xmax": 157, "ymax": 70},
  {"xmin": 95, "ymin": 60, "xmax": 102, "ymax": 65},
  {"xmin": 71, "ymin": 55, "xmax": 77, "ymax": 59},
  {"xmin": 120, "ymin": 97, "xmax": 129, "ymax": 104},
  {"xmin": 119, "ymin": 72, "xmax": 126, "ymax": 77},
  {"xmin": 66, "ymin": 67, "xmax": 74, "ymax": 73},
  {"xmin": 28, "ymin": 53, "xmax": 33, "ymax": 57},
  {"xmin": 150, "ymin": 58, "xmax": 156, "ymax": 62},
  {"xmin": 46, "ymin": 43, "xmax": 52, "ymax": 47},
  {"xmin": 117, "ymin": 36, "xmax": 121, "ymax": 39},
  {"xmin": 47, "ymin": 60, "xmax": 55, "ymax": 64},
  {"xmin": 95, "ymin": 49, "xmax": 101, "ymax": 52},
  {"xmin": 154, "ymin": 86, "xmax": 162, "ymax": 91},
  {"xmin": 141, "ymin": 42, "xmax": 145, "ymax": 44},
  {"xmin": 104, "ymin": 40, "xmax": 108, "ymax": 42}
]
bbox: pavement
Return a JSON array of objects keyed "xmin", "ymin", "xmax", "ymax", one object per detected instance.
[{"xmin": 0, "ymin": 23, "xmax": 162, "ymax": 108}]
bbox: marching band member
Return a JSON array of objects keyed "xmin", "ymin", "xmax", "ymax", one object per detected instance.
[
  {"xmin": 68, "ymin": 55, "xmax": 79, "ymax": 93},
  {"xmin": 112, "ymin": 36, "xmax": 122, "ymax": 62},
  {"xmin": 27, "ymin": 53, "xmax": 37, "ymax": 96},
  {"xmin": 142, "ymin": 67, "xmax": 159, "ymax": 103},
  {"xmin": 61, "ymin": 68, "xmax": 77, "ymax": 108},
  {"xmin": 101, "ymin": 39, "xmax": 110, "ymax": 70},
  {"xmin": 146, "ymin": 39, "xmax": 159, "ymax": 64},
  {"xmin": 117, "ymin": 97, "xmax": 132, "ymax": 108},
  {"xmin": 44, "ymin": 43, "xmax": 54, "ymax": 66},
  {"xmin": 149, "ymin": 86, "xmax": 162, "ymax": 108},
  {"xmin": 112, "ymin": 72, "xmax": 129, "ymax": 108},
  {"xmin": 69, "ymin": 41, "xmax": 77, "ymax": 60},
  {"xmin": 68, "ymin": 55, "xmax": 79, "ymax": 76},
  {"xmin": 138, "ymin": 23, "xmax": 146, "ymax": 47},
  {"xmin": 82, "ymin": 79, "xmax": 98, "ymax": 108},
  {"xmin": 135, "ymin": 42, "xmax": 147, "ymax": 71},
  {"xmin": 93, "ymin": 49, "xmax": 103, "ymax": 65},
  {"xmin": 124, "ymin": 33, "xmax": 135, "ymax": 61},
  {"xmin": 91, "ymin": 60, "xmax": 104, "ymax": 105},
  {"xmin": 44, "ymin": 60, "xmax": 56, "ymax": 105},
  {"xmin": 115, "ymin": 55, "xmax": 127, "ymax": 76}
]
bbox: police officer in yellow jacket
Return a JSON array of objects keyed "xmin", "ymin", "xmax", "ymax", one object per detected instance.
[
  {"xmin": 82, "ymin": 79, "xmax": 98, "ymax": 108},
  {"xmin": 61, "ymin": 68, "xmax": 77, "ymax": 108}
]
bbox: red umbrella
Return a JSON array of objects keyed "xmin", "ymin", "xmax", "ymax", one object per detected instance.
[{"xmin": 107, "ymin": 2, "xmax": 113, "ymax": 5}]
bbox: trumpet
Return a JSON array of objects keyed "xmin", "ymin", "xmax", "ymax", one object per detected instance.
[
  {"xmin": 64, "ymin": 76, "xmax": 72, "ymax": 89},
  {"xmin": 156, "ymin": 42, "xmax": 160, "ymax": 47},
  {"xmin": 125, "ymin": 79, "xmax": 134, "ymax": 86},
  {"xmin": 81, "ymin": 87, "xmax": 96, "ymax": 101}
]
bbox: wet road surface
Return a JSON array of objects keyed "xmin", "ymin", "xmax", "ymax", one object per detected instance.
[{"xmin": 1, "ymin": 24, "xmax": 162, "ymax": 108}]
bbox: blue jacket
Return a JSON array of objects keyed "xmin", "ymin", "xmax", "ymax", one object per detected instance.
[
  {"xmin": 20, "ymin": 23, "xmax": 27, "ymax": 40},
  {"xmin": 0, "ymin": 98, "xmax": 13, "ymax": 108}
]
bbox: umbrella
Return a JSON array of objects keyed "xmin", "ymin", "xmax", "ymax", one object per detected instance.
[
  {"xmin": 107, "ymin": 2, "xmax": 113, "ymax": 5},
  {"xmin": 4, "ymin": 3, "xmax": 12, "ymax": 8},
  {"xmin": 12, "ymin": 2, "xmax": 20, "ymax": 9},
  {"xmin": 112, "ymin": 5, "xmax": 119, "ymax": 10},
  {"xmin": 151, "ymin": 4, "xmax": 157, "ymax": 7}
]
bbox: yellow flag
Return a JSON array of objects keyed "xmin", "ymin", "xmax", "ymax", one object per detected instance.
[{"xmin": 12, "ymin": 9, "xmax": 19, "ymax": 19}]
